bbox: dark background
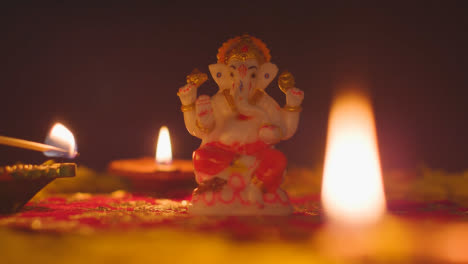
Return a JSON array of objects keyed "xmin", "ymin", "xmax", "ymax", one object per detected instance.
[{"xmin": 0, "ymin": 2, "xmax": 466, "ymax": 171}]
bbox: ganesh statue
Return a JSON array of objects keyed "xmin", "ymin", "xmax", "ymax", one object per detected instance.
[{"xmin": 177, "ymin": 35, "xmax": 304, "ymax": 215}]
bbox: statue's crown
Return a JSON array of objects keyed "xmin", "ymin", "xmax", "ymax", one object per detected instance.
[{"xmin": 217, "ymin": 34, "xmax": 271, "ymax": 65}]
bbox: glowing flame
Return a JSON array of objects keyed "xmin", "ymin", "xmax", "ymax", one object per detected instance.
[
  {"xmin": 44, "ymin": 123, "xmax": 77, "ymax": 158},
  {"xmin": 321, "ymin": 91, "xmax": 386, "ymax": 225},
  {"xmin": 155, "ymin": 126, "xmax": 172, "ymax": 164}
]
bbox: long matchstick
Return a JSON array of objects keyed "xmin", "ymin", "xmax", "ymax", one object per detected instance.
[{"xmin": 0, "ymin": 135, "xmax": 70, "ymax": 154}]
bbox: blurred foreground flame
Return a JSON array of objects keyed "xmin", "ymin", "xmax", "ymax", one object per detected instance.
[
  {"xmin": 321, "ymin": 91, "xmax": 386, "ymax": 225},
  {"xmin": 155, "ymin": 126, "xmax": 172, "ymax": 164}
]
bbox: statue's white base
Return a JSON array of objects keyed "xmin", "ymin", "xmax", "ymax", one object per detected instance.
[{"xmin": 189, "ymin": 186, "xmax": 293, "ymax": 216}]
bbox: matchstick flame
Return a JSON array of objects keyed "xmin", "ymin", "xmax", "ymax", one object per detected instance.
[{"xmin": 44, "ymin": 123, "xmax": 78, "ymax": 159}]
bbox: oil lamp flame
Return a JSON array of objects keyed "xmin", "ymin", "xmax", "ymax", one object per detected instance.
[
  {"xmin": 44, "ymin": 123, "xmax": 77, "ymax": 159},
  {"xmin": 321, "ymin": 91, "xmax": 386, "ymax": 225},
  {"xmin": 155, "ymin": 126, "xmax": 172, "ymax": 164}
]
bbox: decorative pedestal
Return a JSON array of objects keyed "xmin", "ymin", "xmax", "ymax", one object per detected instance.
[{"xmin": 190, "ymin": 155, "xmax": 293, "ymax": 215}]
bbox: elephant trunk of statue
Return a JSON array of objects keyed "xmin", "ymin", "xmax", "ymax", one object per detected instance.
[{"xmin": 209, "ymin": 61, "xmax": 280, "ymax": 117}]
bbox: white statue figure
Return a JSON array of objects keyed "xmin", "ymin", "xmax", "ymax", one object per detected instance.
[{"xmin": 177, "ymin": 35, "xmax": 304, "ymax": 215}]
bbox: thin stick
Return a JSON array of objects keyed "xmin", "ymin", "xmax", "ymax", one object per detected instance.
[{"xmin": 0, "ymin": 135, "xmax": 69, "ymax": 154}]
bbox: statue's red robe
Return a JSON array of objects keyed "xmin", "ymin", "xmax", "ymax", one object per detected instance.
[{"xmin": 193, "ymin": 141, "xmax": 286, "ymax": 192}]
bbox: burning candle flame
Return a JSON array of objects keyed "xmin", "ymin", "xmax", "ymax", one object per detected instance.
[
  {"xmin": 155, "ymin": 126, "xmax": 172, "ymax": 164},
  {"xmin": 321, "ymin": 91, "xmax": 386, "ymax": 225},
  {"xmin": 44, "ymin": 123, "xmax": 77, "ymax": 159}
]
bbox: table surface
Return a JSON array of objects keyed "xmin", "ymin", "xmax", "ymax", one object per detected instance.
[
  {"xmin": 1, "ymin": 191, "xmax": 467, "ymax": 264},
  {"xmin": 2, "ymin": 165, "xmax": 468, "ymax": 263}
]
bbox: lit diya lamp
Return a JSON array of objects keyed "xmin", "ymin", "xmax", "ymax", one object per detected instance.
[
  {"xmin": 0, "ymin": 123, "xmax": 77, "ymax": 214},
  {"xmin": 321, "ymin": 89, "xmax": 386, "ymax": 226},
  {"xmin": 316, "ymin": 89, "xmax": 388, "ymax": 258},
  {"xmin": 315, "ymin": 88, "xmax": 468, "ymax": 262},
  {"xmin": 108, "ymin": 126, "xmax": 195, "ymax": 197}
]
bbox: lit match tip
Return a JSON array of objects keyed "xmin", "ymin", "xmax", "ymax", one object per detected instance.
[{"xmin": 44, "ymin": 123, "xmax": 78, "ymax": 159}]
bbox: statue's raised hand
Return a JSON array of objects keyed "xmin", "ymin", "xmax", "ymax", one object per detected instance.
[
  {"xmin": 178, "ymin": 69, "xmax": 208, "ymax": 105},
  {"xmin": 286, "ymin": 88, "xmax": 304, "ymax": 107},
  {"xmin": 195, "ymin": 95, "xmax": 215, "ymax": 133},
  {"xmin": 278, "ymin": 71, "xmax": 304, "ymax": 107}
]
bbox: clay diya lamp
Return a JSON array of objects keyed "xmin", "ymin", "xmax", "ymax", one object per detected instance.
[
  {"xmin": 108, "ymin": 126, "xmax": 195, "ymax": 197},
  {"xmin": 0, "ymin": 161, "xmax": 76, "ymax": 214}
]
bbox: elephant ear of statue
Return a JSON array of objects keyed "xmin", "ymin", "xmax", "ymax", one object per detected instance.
[
  {"xmin": 209, "ymin": 63, "xmax": 231, "ymax": 91},
  {"xmin": 256, "ymin": 62, "xmax": 278, "ymax": 91}
]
